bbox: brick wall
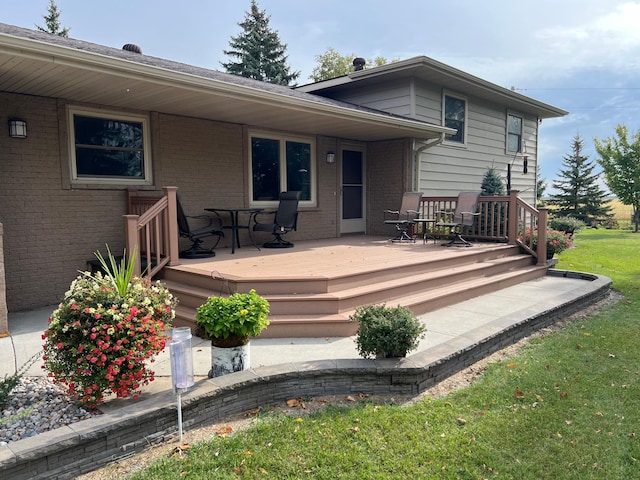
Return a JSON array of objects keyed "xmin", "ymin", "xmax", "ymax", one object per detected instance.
[
  {"xmin": 367, "ymin": 138, "xmax": 412, "ymax": 236},
  {"xmin": 0, "ymin": 93, "xmax": 350, "ymax": 312}
]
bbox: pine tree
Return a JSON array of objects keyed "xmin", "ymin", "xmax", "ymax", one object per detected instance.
[
  {"xmin": 36, "ymin": 0, "xmax": 70, "ymax": 37},
  {"xmin": 548, "ymin": 133, "xmax": 611, "ymax": 222},
  {"xmin": 480, "ymin": 167, "xmax": 505, "ymax": 196},
  {"xmin": 222, "ymin": 0, "xmax": 300, "ymax": 86}
]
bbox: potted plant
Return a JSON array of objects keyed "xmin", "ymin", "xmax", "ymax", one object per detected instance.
[
  {"xmin": 520, "ymin": 228, "xmax": 572, "ymax": 259},
  {"xmin": 195, "ymin": 289, "xmax": 269, "ymax": 377},
  {"xmin": 350, "ymin": 304, "xmax": 426, "ymax": 359},
  {"xmin": 42, "ymin": 248, "xmax": 176, "ymax": 408}
]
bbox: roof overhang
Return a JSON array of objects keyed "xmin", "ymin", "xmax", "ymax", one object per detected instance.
[
  {"xmin": 0, "ymin": 26, "xmax": 455, "ymax": 142},
  {"xmin": 297, "ymin": 56, "xmax": 569, "ymax": 120}
]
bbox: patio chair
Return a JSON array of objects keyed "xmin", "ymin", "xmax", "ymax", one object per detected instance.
[
  {"xmin": 383, "ymin": 191, "xmax": 423, "ymax": 242},
  {"xmin": 435, "ymin": 191, "xmax": 481, "ymax": 247},
  {"xmin": 176, "ymin": 192, "xmax": 224, "ymax": 258},
  {"xmin": 252, "ymin": 191, "xmax": 302, "ymax": 248}
]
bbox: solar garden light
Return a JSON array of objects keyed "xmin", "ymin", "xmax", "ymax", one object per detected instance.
[{"xmin": 169, "ymin": 326, "xmax": 195, "ymax": 444}]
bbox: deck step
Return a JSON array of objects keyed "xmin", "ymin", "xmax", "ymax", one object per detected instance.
[{"xmin": 165, "ymin": 243, "xmax": 548, "ymax": 338}]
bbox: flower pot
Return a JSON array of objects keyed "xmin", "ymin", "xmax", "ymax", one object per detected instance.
[
  {"xmin": 546, "ymin": 250, "xmax": 555, "ymax": 260},
  {"xmin": 209, "ymin": 342, "xmax": 250, "ymax": 378}
]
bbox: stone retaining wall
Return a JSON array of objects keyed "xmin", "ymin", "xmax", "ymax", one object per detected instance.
[{"xmin": 0, "ymin": 271, "xmax": 611, "ymax": 479}]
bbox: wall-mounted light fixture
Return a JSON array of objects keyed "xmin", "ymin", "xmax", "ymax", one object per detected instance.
[
  {"xmin": 8, "ymin": 118, "xmax": 27, "ymax": 138},
  {"xmin": 507, "ymin": 142, "xmax": 529, "ymax": 191},
  {"xmin": 325, "ymin": 151, "xmax": 336, "ymax": 164}
]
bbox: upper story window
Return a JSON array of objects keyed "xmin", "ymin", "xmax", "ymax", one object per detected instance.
[
  {"xmin": 443, "ymin": 93, "xmax": 467, "ymax": 144},
  {"xmin": 507, "ymin": 113, "xmax": 523, "ymax": 153},
  {"xmin": 249, "ymin": 131, "xmax": 315, "ymax": 207},
  {"xmin": 68, "ymin": 107, "xmax": 152, "ymax": 185}
]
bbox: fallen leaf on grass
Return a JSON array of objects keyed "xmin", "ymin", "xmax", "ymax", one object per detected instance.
[
  {"xmin": 515, "ymin": 388, "xmax": 525, "ymax": 399},
  {"xmin": 345, "ymin": 395, "xmax": 357, "ymax": 402},
  {"xmin": 506, "ymin": 363, "xmax": 517, "ymax": 368}
]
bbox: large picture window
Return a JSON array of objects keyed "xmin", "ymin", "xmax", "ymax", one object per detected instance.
[
  {"xmin": 443, "ymin": 93, "xmax": 467, "ymax": 145},
  {"xmin": 250, "ymin": 132, "xmax": 315, "ymax": 206},
  {"xmin": 507, "ymin": 113, "xmax": 523, "ymax": 153},
  {"xmin": 68, "ymin": 107, "xmax": 152, "ymax": 185}
]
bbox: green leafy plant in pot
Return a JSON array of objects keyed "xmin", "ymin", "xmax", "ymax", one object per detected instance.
[
  {"xmin": 350, "ymin": 304, "xmax": 426, "ymax": 359},
  {"xmin": 195, "ymin": 289, "xmax": 269, "ymax": 377}
]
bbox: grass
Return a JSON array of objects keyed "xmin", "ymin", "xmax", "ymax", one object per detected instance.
[{"xmin": 131, "ymin": 229, "xmax": 640, "ymax": 479}]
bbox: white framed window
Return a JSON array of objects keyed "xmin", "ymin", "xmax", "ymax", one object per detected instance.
[
  {"xmin": 249, "ymin": 131, "xmax": 316, "ymax": 207},
  {"xmin": 68, "ymin": 107, "xmax": 152, "ymax": 185},
  {"xmin": 507, "ymin": 113, "xmax": 523, "ymax": 154},
  {"xmin": 443, "ymin": 92, "xmax": 467, "ymax": 145}
]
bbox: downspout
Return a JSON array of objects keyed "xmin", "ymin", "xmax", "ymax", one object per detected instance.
[{"xmin": 412, "ymin": 133, "xmax": 446, "ymax": 191}]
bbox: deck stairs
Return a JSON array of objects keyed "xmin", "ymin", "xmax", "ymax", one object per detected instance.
[{"xmin": 159, "ymin": 244, "xmax": 548, "ymax": 338}]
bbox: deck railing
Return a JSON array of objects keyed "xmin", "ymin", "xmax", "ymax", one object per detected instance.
[
  {"xmin": 420, "ymin": 190, "xmax": 548, "ymax": 264},
  {"xmin": 124, "ymin": 186, "xmax": 180, "ymax": 277},
  {"xmin": 124, "ymin": 188, "xmax": 548, "ymax": 277}
]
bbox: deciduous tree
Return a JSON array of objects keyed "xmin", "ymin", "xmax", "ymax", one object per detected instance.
[
  {"xmin": 594, "ymin": 124, "xmax": 640, "ymax": 231},
  {"xmin": 309, "ymin": 48, "xmax": 391, "ymax": 82}
]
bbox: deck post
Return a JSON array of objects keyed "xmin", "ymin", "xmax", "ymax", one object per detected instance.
[
  {"xmin": 124, "ymin": 214, "xmax": 141, "ymax": 276},
  {"xmin": 507, "ymin": 190, "xmax": 519, "ymax": 243},
  {"xmin": 537, "ymin": 208, "xmax": 548, "ymax": 265},
  {"xmin": 163, "ymin": 186, "xmax": 180, "ymax": 266}
]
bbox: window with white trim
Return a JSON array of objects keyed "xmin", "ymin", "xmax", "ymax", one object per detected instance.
[
  {"xmin": 68, "ymin": 107, "xmax": 152, "ymax": 185},
  {"xmin": 507, "ymin": 113, "xmax": 523, "ymax": 153},
  {"xmin": 249, "ymin": 132, "xmax": 315, "ymax": 206},
  {"xmin": 443, "ymin": 93, "xmax": 467, "ymax": 144}
]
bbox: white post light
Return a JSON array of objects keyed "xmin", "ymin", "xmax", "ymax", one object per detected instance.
[{"xmin": 169, "ymin": 326, "xmax": 195, "ymax": 444}]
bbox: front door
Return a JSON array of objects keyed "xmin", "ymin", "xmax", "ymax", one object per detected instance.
[{"xmin": 340, "ymin": 148, "xmax": 366, "ymax": 234}]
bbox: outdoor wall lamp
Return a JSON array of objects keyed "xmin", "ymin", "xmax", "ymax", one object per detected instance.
[
  {"xmin": 325, "ymin": 151, "xmax": 336, "ymax": 164},
  {"xmin": 507, "ymin": 144, "xmax": 529, "ymax": 191},
  {"xmin": 8, "ymin": 118, "xmax": 27, "ymax": 138}
]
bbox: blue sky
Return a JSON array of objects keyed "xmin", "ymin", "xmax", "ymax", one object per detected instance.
[{"xmin": 4, "ymin": 1, "xmax": 640, "ymax": 193}]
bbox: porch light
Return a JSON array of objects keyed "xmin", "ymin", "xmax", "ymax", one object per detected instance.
[
  {"xmin": 507, "ymin": 143, "xmax": 529, "ymax": 191},
  {"xmin": 8, "ymin": 118, "xmax": 27, "ymax": 138},
  {"xmin": 326, "ymin": 151, "xmax": 336, "ymax": 164}
]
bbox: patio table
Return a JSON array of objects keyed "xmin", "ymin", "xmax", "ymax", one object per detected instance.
[
  {"xmin": 413, "ymin": 217, "xmax": 437, "ymax": 244},
  {"xmin": 205, "ymin": 207, "xmax": 263, "ymax": 254}
]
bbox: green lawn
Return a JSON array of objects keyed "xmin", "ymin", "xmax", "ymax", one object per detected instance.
[{"xmin": 131, "ymin": 229, "xmax": 640, "ymax": 479}]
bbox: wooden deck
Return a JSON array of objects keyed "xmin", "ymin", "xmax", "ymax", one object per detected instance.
[{"xmin": 159, "ymin": 235, "xmax": 549, "ymax": 338}]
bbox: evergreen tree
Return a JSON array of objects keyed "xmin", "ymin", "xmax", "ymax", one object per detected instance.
[
  {"xmin": 36, "ymin": 0, "xmax": 70, "ymax": 37},
  {"xmin": 480, "ymin": 166, "xmax": 505, "ymax": 196},
  {"xmin": 222, "ymin": 0, "xmax": 299, "ymax": 85},
  {"xmin": 548, "ymin": 133, "xmax": 611, "ymax": 222}
]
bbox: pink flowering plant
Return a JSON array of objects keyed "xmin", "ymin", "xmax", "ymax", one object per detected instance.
[
  {"xmin": 42, "ymin": 249, "xmax": 176, "ymax": 408},
  {"xmin": 519, "ymin": 228, "xmax": 572, "ymax": 257}
]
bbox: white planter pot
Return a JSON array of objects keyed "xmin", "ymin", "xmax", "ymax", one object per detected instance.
[{"xmin": 209, "ymin": 342, "xmax": 250, "ymax": 378}]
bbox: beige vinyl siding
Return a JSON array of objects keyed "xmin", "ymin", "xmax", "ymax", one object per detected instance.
[
  {"xmin": 415, "ymin": 88, "xmax": 538, "ymax": 204},
  {"xmin": 323, "ymin": 78, "xmax": 413, "ymax": 117}
]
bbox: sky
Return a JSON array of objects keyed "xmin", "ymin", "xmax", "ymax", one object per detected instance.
[{"xmin": 3, "ymin": 0, "xmax": 640, "ymax": 194}]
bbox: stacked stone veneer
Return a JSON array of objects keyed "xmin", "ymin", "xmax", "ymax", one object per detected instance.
[{"xmin": 0, "ymin": 271, "xmax": 611, "ymax": 479}]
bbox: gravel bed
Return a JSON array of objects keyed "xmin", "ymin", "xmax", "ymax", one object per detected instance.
[{"xmin": 0, "ymin": 376, "xmax": 98, "ymax": 445}]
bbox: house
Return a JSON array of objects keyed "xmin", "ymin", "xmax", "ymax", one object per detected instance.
[{"xmin": 0, "ymin": 22, "xmax": 567, "ymax": 322}]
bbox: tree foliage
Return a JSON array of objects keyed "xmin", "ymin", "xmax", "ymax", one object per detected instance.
[
  {"xmin": 480, "ymin": 166, "xmax": 505, "ymax": 196},
  {"xmin": 594, "ymin": 124, "xmax": 640, "ymax": 231},
  {"xmin": 548, "ymin": 133, "xmax": 610, "ymax": 223},
  {"xmin": 221, "ymin": 0, "xmax": 299, "ymax": 85},
  {"xmin": 309, "ymin": 48, "xmax": 391, "ymax": 82},
  {"xmin": 36, "ymin": 0, "xmax": 70, "ymax": 37}
]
